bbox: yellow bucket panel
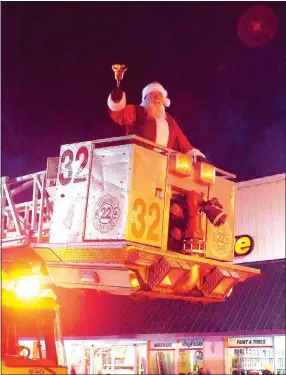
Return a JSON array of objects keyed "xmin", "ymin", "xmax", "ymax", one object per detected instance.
[{"xmin": 1, "ymin": 363, "xmax": 68, "ymax": 374}]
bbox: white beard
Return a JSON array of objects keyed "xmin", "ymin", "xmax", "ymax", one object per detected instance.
[
  {"xmin": 142, "ymin": 101, "xmax": 166, "ymax": 119},
  {"xmin": 141, "ymin": 101, "xmax": 169, "ymax": 147}
]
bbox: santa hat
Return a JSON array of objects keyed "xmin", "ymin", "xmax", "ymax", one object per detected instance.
[{"xmin": 141, "ymin": 82, "xmax": 171, "ymax": 107}]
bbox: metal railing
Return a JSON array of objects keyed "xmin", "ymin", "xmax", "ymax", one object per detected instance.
[{"xmin": 1, "ymin": 171, "xmax": 54, "ymax": 247}]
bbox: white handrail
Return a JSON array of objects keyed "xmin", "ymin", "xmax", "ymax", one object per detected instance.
[{"xmin": 1, "ymin": 171, "xmax": 52, "ymax": 246}]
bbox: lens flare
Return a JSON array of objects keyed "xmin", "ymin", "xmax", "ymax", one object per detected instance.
[
  {"xmin": 238, "ymin": 5, "xmax": 278, "ymax": 47},
  {"xmin": 15, "ymin": 278, "xmax": 40, "ymax": 299}
]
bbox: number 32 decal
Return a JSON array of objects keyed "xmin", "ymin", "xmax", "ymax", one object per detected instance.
[
  {"xmin": 59, "ymin": 146, "xmax": 89, "ymax": 186},
  {"xmin": 131, "ymin": 198, "xmax": 161, "ymax": 241}
]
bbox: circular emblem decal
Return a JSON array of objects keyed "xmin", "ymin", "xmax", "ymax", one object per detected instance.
[
  {"xmin": 93, "ymin": 194, "xmax": 120, "ymax": 233},
  {"xmin": 29, "ymin": 369, "xmax": 44, "ymax": 375},
  {"xmin": 212, "ymin": 224, "xmax": 230, "ymax": 257}
]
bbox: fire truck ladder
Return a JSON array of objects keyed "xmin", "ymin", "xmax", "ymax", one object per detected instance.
[{"xmin": 1, "ymin": 171, "xmax": 54, "ymax": 248}]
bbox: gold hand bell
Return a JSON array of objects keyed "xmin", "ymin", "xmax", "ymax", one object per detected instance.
[{"xmin": 112, "ymin": 64, "xmax": 127, "ymax": 87}]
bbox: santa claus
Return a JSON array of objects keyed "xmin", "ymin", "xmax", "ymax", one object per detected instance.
[
  {"xmin": 107, "ymin": 83, "xmax": 226, "ymax": 248},
  {"xmin": 107, "ymin": 82, "xmax": 205, "ymax": 158}
]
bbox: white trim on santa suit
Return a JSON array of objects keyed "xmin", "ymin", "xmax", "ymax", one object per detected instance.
[
  {"xmin": 107, "ymin": 92, "xmax": 126, "ymax": 111},
  {"xmin": 141, "ymin": 82, "xmax": 171, "ymax": 147},
  {"xmin": 154, "ymin": 117, "xmax": 169, "ymax": 147}
]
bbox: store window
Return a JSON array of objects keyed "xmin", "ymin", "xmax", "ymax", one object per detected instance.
[
  {"xmin": 137, "ymin": 345, "xmax": 147, "ymax": 374},
  {"xmin": 98, "ymin": 346, "xmax": 136, "ymax": 374},
  {"xmin": 178, "ymin": 338, "xmax": 204, "ymax": 374},
  {"xmin": 274, "ymin": 336, "xmax": 285, "ymax": 375},
  {"xmin": 228, "ymin": 336, "xmax": 275, "ymax": 374},
  {"xmin": 64, "ymin": 340, "xmax": 147, "ymax": 374},
  {"xmin": 149, "ymin": 341, "xmax": 176, "ymax": 374},
  {"xmin": 64, "ymin": 341, "xmax": 85, "ymax": 374}
]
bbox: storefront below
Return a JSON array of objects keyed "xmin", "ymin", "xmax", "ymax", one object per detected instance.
[
  {"xmin": 148, "ymin": 338, "xmax": 203, "ymax": 374},
  {"xmin": 227, "ymin": 335, "xmax": 285, "ymax": 375},
  {"xmin": 62, "ymin": 337, "xmax": 204, "ymax": 374},
  {"xmin": 64, "ymin": 339, "xmax": 147, "ymax": 374},
  {"xmin": 61, "ymin": 335, "xmax": 285, "ymax": 374}
]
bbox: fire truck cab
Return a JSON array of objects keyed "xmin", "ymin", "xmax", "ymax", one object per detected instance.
[
  {"xmin": 1, "ymin": 256, "xmax": 68, "ymax": 374},
  {"xmin": 1, "ymin": 136, "xmax": 260, "ymax": 304}
]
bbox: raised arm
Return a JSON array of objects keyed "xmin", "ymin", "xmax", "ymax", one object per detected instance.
[{"xmin": 107, "ymin": 87, "xmax": 137, "ymax": 129}]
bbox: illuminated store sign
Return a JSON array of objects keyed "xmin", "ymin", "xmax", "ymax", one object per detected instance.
[
  {"xmin": 150, "ymin": 341, "xmax": 176, "ymax": 350},
  {"xmin": 150, "ymin": 338, "xmax": 203, "ymax": 350},
  {"xmin": 179, "ymin": 338, "xmax": 203, "ymax": 349},
  {"xmin": 228, "ymin": 336, "xmax": 273, "ymax": 347},
  {"xmin": 234, "ymin": 235, "xmax": 254, "ymax": 257}
]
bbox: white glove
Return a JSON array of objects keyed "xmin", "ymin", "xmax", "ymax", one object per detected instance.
[{"xmin": 186, "ymin": 148, "xmax": 206, "ymax": 159}]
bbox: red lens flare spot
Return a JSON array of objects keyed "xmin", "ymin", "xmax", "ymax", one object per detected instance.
[
  {"xmin": 252, "ymin": 21, "xmax": 262, "ymax": 32},
  {"xmin": 238, "ymin": 5, "xmax": 278, "ymax": 47}
]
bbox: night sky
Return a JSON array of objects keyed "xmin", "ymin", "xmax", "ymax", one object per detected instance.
[{"xmin": 2, "ymin": 2, "xmax": 286, "ymax": 182}]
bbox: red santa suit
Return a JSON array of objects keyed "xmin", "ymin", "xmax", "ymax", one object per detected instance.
[
  {"xmin": 107, "ymin": 82, "xmax": 210, "ymax": 244},
  {"xmin": 107, "ymin": 82, "xmax": 201, "ymax": 156}
]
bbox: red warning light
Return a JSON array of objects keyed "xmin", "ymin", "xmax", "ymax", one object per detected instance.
[{"xmin": 238, "ymin": 5, "xmax": 278, "ymax": 47}]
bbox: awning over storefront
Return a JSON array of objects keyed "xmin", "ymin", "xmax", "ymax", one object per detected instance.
[{"xmin": 57, "ymin": 259, "xmax": 285, "ymax": 337}]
